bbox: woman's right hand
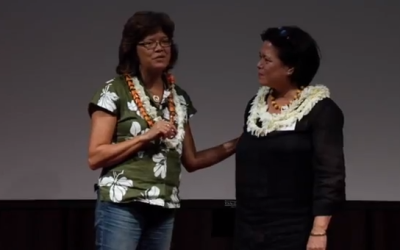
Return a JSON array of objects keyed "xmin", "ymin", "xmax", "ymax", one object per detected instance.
[{"xmin": 142, "ymin": 120, "xmax": 176, "ymax": 141}]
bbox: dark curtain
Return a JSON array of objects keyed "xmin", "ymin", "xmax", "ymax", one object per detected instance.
[{"xmin": 0, "ymin": 200, "xmax": 399, "ymax": 250}]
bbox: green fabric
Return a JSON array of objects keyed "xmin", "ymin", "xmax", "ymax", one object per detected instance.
[{"xmin": 89, "ymin": 75, "xmax": 196, "ymax": 208}]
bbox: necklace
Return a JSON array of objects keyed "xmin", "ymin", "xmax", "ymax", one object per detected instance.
[
  {"xmin": 246, "ymin": 85, "xmax": 330, "ymax": 137},
  {"xmin": 270, "ymin": 87, "xmax": 304, "ymax": 110},
  {"xmin": 124, "ymin": 73, "xmax": 186, "ymax": 149},
  {"xmin": 125, "ymin": 74, "xmax": 176, "ymax": 127},
  {"xmin": 152, "ymin": 95, "xmax": 160, "ymax": 103}
]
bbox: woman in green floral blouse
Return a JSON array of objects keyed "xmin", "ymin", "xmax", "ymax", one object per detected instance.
[{"xmin": 88, "ymin": 11, "xmax": 238, "ymax": 250}]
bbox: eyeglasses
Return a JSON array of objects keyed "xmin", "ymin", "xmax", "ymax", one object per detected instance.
[{"xmin": 137, "ymin": 39, "xmax": 172, "ymax": 49}]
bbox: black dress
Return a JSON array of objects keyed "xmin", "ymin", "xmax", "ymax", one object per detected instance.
[{"xmin": 234, "ymin": 97, "xmax": 346, "ymax": 250}]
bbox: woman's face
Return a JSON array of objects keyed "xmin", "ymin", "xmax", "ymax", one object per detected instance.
[
  {"xmin": 257, "ymin": 41, "xmax": 293, "ymax": 88},
  {"xmin": 136, "ymin": 31, "xmax": 171, "ymax": 73}
]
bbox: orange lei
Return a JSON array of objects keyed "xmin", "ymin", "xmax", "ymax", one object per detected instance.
[{"xmin": 125, "ymin": 73, "xmax": 177, "ymax": 127}]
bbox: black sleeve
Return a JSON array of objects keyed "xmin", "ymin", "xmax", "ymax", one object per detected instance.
[
  {"xmin": 311, "ymin": 99, "xmax": 346, "ymax": 216},
  {"xmin": 243, "ymin": 96, "xmax": 256, "ymax": 131}
]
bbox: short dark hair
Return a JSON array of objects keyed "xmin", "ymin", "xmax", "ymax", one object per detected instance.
[
  {"xmin": 260, "ymin": 26, "xmax": 321, "ymax": 87},
  {"xmin": 116, "ymin": 11, "xmax": 178, "ymax": 75}
]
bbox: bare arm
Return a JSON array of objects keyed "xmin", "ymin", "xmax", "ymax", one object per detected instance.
[
  {"xmin": 181, "ymin": 122, "xmax": 239, "ymax": 172},
  {"xmin": 311, "ymin": 216, "xmax": 331, "ymax": 235},
  {"xmin": 88, "ymin": 110, "xmax": 149, "ymax": 170}
]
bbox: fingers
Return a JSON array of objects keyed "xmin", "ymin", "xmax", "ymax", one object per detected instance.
[
  {"xmin": 165, "ymin": 130, "xmax": 176, "ymax": 139},
  {"xmin": 160, "ymin": 122, "xmax": 175, "ymax": 132},
  {"xmin": 164, "ymin": 126, "xmax": 177, "ymax": 138},
  {"xmin": 160, "ymin": 130, "xmax": 176, "ymax": 139},
  {"xmin": 157, "ymin": 120, "xmax": 177, "ymax": 138},
  {"xmin": 164, "ymin": 121, "xmax": 177, "ymax": 131},
  {"xmin": 157, "ymin": 120, "xmax": 175, "ymax": 129}
]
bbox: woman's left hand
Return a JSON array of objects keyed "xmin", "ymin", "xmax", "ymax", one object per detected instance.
[
  {"xmin": 162, "ymin": 121, "xmax": 176, "ymax": 139},
  {"xmin": 306, "ymin": 235, "xmax": 327, "ymax": 250}
]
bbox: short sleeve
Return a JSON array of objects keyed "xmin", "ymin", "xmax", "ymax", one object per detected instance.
[
  {"xmin": 311, "ymin": 99, "xmax": 346, "ymax": 216},
  {"xmin": 174, "ymin": 85, "xmax": 197, "ymax": 120},
  {"xmin": 88, "ymin": 79, "xmax": 121, "ymax": 117}
]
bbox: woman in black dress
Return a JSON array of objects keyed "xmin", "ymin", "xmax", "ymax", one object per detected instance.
[{"xmin": 235, "ymin": 26, "xmax": 346, "ymax": 250}]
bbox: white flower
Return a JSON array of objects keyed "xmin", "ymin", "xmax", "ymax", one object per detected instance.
[
  {"xmin": 166, "ymin": 187, "xmax": 180, "ymax": 208},
  {"xmin": 156, "ymin": 90, "xmax": 171, "ymax": 108},
  {"xmin": 140, "ymin": 186, "xmax": 165, "ymax": 206},
  {"xmin": 163, "ymin": 107, "xmax": 170, "ymax": 120},
  {"xmin": 177, "ymin": 95, "xmax": 186, "ymax": 105},
  {"xmin": 170, "ymin": 187, "xmax": 179, "ymax": 203},
  {"xmin": 246, "ymin": 85, "xmax": 330, "ymax": 137},
  {"xmin": 98, "ymin": 170, "xmax": 133, "ymax": 203},
  {"xmin": 127, "ymin": 100, "xmax": 142, "ymax": 117},
  {"xmin": 162, "ymin": 90, "xmax": 171, "ymax": 103},
  {"xmin": 175, "ymin": 142, "xmax": 183, "ymax": 155},
  {"xmin": 152, "ymin": 153, "xmax": 167, "ymax": 179},
  {"xmin": 97, "ymin": 83, "xmax": 119, "ymax": 112},
  {"xmin": 177, "ymin": 95, "xmax": 188, "ymax": 119},
  {"xmin": 130, "ymin": 76, "xmax": 186, "ymax": 149},
  {"xmin": 130, "ymin": 121, "xmax": 142, "ymax": 136}
]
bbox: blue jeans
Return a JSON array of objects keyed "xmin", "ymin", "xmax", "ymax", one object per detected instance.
[{"xmin": 95, "ymin": 199, "xmax": 176, "ymax": 250}]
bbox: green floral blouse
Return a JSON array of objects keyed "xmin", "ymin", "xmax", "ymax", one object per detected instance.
[{"xmin": 88, "ymin": 75, "xmax": 196, "ymax": 208}]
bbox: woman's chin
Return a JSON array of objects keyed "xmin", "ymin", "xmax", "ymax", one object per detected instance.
[
  {"xmin": 145, "ymin": 64, "xmax": 168, "ymax": 73},
  {"xmin": 258, "ymin": 79, "xmax": 270, "ymax": 87},
  {"xmin": 151, "ymin": 64, "xmax": 168, "ymax": 72}
]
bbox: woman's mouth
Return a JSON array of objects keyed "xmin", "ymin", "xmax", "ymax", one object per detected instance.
[{"xmin": 153, "ymin": 55, "xmax": 166, "ymax": 60}]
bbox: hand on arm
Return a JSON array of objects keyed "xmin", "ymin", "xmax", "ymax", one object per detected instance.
[
  {"xmin": 181, "ymin": 122, "xmax": 239, "ymax": 172},
  {"xmin": 88, "ymin": 110, "xmax": 176, "ymax": 170}
]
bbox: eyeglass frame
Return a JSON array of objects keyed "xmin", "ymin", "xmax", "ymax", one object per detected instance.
[{"xmin": 137, "ymin": 39, "xmax": 172, "ymax": 50}]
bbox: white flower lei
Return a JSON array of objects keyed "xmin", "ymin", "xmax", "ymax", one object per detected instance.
[
  {"xmin": 132, "ymin": 77, "xmax": 186, "ymax": 149},
  {"xmin": 246, "ymin": 85, "xmax": 330, "ymax": 137}
]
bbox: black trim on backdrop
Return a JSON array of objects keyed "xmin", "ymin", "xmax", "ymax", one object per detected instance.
[
  {"xmin": 0, "ymin": 199, "xmax": 400, "ymax": 207},
  {"xmin": 0, "ymin": 200, "xmax": 399, "ymax": 249},
  {"xmin": 1, "ymin": 199, "xmax": 400, "ymax": 209}
]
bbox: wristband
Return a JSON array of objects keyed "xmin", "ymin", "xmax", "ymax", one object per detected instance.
[{"xmin": 310, "ymin": 231, "xmax": 326, "ymax": 236}]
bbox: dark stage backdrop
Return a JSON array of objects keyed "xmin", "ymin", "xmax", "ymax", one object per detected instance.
[{"xmin": 0, "ymin": 200, "xmax": 399, "ymax": 250}]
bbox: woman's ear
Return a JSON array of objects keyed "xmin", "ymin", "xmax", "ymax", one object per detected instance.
[{"xmin": 286, "ymin": 67, "xmax": 294, "ymax": 76}]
